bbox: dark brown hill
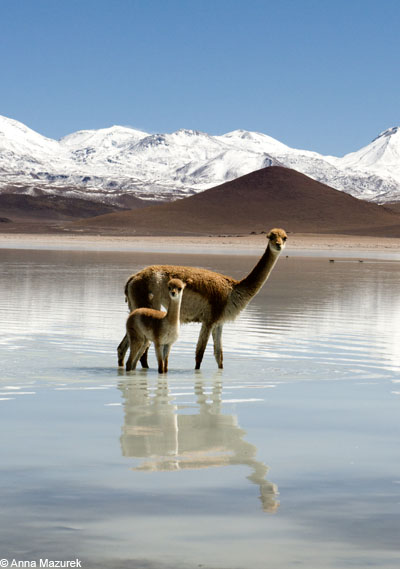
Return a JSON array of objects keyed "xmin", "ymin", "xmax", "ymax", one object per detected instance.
[
  {"xmin": 0, "ymin": 192, "xmax": 125, "ymax": 222},
  {"xmin": 0, "ymin": 187, "xmax": 163, "ymax": 231},
  {"xmin": 70, "ymin": 166, "xmax": 400, "ymax": 236}
]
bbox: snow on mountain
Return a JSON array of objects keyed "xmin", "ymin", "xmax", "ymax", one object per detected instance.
[
  {"xmin": 216, "ymin": 129, "xmax": 291, "ymax": 154},
  {"xmin": 0, "ymin": 115, "xmax": 399, "ymax": 205},
  {"xmin": 0, "ymin": 115, "xmax": 59, "ymax": 157},
  {"xmin": 340, "ymin": 127, "xmax": 400, "ymax": 176},
  {"xmin": 60, "ymin": 125, "xmax": 148, "ymax": 148},
  {"xmin": 174, "ymin": 149, "xmax": 281, "ymax": 189}
]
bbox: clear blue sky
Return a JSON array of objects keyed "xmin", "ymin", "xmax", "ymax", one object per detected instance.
[{"xmin": 1, "ymin": 0, "xmax": 399, "ymax": 155}]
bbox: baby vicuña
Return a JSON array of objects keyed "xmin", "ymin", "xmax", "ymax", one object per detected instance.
[{"xmin": 125, "ymin": 278, "xmax": 185, "ymax": 373}]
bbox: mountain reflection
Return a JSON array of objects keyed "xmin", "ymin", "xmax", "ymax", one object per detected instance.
[{"xmin": 118, "ymin": 377, "xmax": 279, "ymax": 513}]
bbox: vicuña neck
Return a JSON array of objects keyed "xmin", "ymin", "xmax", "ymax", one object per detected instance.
[
  {"xmin": 166, "ymin": 297, "xmax": 182, "ymax": 324},
  {"xmin": 232, "ymin": 244, "xmax": 280, "ymax": 309}
]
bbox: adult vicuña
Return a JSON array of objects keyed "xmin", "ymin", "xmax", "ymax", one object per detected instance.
[
  {"xmin": 125, "ymin": 278, "xmax": 185, "ymax": 373},
  {"xmin": 118, "ymin": 228, "xmax": 287, "ymax": 370}
]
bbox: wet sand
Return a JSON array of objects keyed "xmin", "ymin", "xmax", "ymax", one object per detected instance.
[{"xmin": 0, "ymin": 231, "xmax": 399, "ymax": 257}]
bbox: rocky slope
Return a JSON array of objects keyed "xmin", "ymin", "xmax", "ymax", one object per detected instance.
[{"xmin": 1, "ymin": 115, "xmax": 400, "ymax": 207}]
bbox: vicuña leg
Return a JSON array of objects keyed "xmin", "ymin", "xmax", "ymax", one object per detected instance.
[
  {"xmin": 126, "ymin": 337, "xmax": 148, "ymax": 372},
  {"xmin": 212, "ymin": 324, "xmax": 224, "ymax": 369},
  {"xmin": 195, "ymin": 323, "xmax": 212, "ymax": 370},
  {"xmin": 118, "ymin": 334, "xmax": 129, "ymax": 367},
  {"xmin": 154, "ymin": 342, "xmax": 166, "ymax": 374},
  {"xmin": 139, "ymin": 348, "xmax": 150, "ymax": 369},
  {"xmin": 118, "ymin": 330, "xmax": 150, "ymax": 369},
  {"xmin": 162, "ymin": 344, "xmax": 172, "ymax": 373}
]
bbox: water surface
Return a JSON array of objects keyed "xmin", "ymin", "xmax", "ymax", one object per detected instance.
[{"xmin": 1, "ymin": 249, "xmax": 399, "ymax": 568}]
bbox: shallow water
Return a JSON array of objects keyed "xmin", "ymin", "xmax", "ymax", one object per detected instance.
[{"xmin": 1, "ymin": 248, "xmax": 400, "ymax": 568}]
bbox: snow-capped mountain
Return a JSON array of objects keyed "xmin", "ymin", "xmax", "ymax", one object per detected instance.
[{"xmin": 1, "ymin": 115, "xmax": 399, "ymax": 205}]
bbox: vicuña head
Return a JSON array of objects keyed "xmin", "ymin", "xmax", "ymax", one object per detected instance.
[
  {"xmin": 119, "ymin": 228, "xmax": 287, "ymax": 370},
  {"xmin": 266, "ymin": 228, "xmax": 287, "ymax": 253},
  {"xmin": 167, "ymin": 278, "xmax": 185, "ymax": 299}
]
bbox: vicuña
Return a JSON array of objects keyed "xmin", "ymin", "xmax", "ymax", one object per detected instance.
[
  {"xmin": 125, "ymin": 278, "xmax": 186, "ymax": 373},
  {"xmin": 118, "ymin": 228, "xmax": 287, "ymax": 370}
]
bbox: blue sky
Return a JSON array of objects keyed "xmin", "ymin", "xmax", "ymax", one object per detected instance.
[{"xmin": 1, "ymin": 0, "xmax": 399, "ymax": 155}]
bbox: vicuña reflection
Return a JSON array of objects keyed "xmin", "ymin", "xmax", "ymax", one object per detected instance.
[{"xmin": 118, "ymin": 377, "xmax": 279, "ymax": 513}]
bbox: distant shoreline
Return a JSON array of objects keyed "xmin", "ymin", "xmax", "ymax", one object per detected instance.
[{"xmin": 0, "ymin": 232, "xmax": 399, "ymax": 259}]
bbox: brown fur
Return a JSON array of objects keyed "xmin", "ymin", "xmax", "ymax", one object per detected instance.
[
  {"xmin": 118, "ymin": 228, "xmax": 287, "ymax": 369},
  {"xmin": 125, "ymin": 278, "xmax": 185, "ymax": 373}
]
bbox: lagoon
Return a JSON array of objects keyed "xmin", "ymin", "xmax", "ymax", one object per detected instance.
[{"xmin": 1, "ymin": 247, "xmax": 399, "ymax": 568}]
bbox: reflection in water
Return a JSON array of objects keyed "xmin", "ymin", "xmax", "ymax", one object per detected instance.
[
  {"xmin": 1, "ymin": 251, "xmax": 400, "ymax": 384},
  {"xmin": 2, "ymin": 250, "xmax": 400, "ymax": 568},
  {"xmin": 119, "ymin": 377, "xmax": 279, "ymax": 513}
]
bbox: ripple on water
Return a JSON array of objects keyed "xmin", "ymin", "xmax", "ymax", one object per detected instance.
[{"xmin": 1, "ymin": 253, "xmax": 399, "ymax": 389}]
